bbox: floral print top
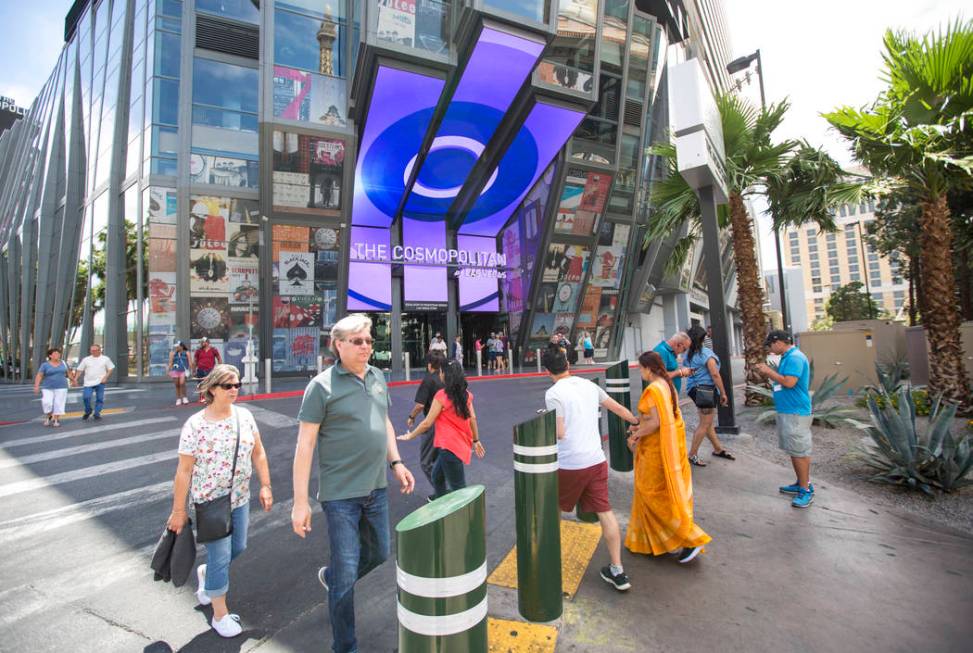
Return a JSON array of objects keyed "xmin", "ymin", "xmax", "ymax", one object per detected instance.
[{"xmin": 178, "ymin": 406, "xmax": 259, "ymax": 510}]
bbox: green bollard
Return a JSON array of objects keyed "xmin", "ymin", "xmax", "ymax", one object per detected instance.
[
  {"xmin": 513, "ymin": 410, "xmax": 562, "ymax": 622},
  {"xmin": 396, "ymin": 485, "xmax": 488, "ymax": 652},
  {"xmin": 605, "ymin": 360, "xmax": 634, "ymax": 472}
]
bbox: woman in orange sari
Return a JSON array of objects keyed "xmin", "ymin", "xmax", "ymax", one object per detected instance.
[{"xmin": 625, "ymin": 351, "xmax": 711, "ymax": 563}]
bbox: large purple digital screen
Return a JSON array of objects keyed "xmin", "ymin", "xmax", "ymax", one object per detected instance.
[
  {"xmin": 457, "ymin": 234, "xmax": 500, "ymax": 312},
  {"xmin": 353, "ymin": 66, "xmax": 445, "ymax": 227},
  {"xmin": 403, "ymin": 217, "xmax": 447, "ymax": 307},
  {"xmin": 459, "ymin": 101, "xmax": 585, "ymax": 237},
  {"xmin": 401, "ymin": 27, "xmax": 545, "ymax": 223},
  {"xmin": 348, "ymin": 226, "xmax": 392, "ymax": 310}
]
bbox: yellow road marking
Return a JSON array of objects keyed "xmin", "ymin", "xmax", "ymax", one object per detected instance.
[
  {"xmin": 488, "ymin": 617, "xmax": 558, "ymax": 653},
  {"xmin": 60, "ymin": 407, "xmax": 132, "ymax": 419},
  {"xmin": 488, "ymin": 520, "xmax": 602, "ymax": 598}
]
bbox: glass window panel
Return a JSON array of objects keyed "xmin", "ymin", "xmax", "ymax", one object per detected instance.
[
  {"xmin": 154, "ymin": 77, "xmax": 179, "ymax": 125},
  {"xmin": 272, "ymin": 130, "xmax": 345, "ymax": 211},
  {"xmin": 151, "ymin": 156, "xmax": 179, "ymax": 176},
  {"xmin": 189, "ymin": 152, "xmax": 259, "ymax": 188},
  {"xmin": 155, "ymin": 31, "xmax": 181, "ymax": 78},
  {"xmin": 536, "ymin": 0, "xmax": 596, "ymax": 93},
  {"xmin": 159, "ymin": 0, "xmax": 182, "ymax": 18},
  {"xmin": 192, "ymin": 106, "xmax": 259, "ymax": 132},
  {"xmin": 193, "ymin": 58, "xmax": 258, "ymax": 113},
  {"xmin": 277, "ymin": 0, "xmax": 346, "ymax": 19},
  {"xmin": 196, "ymin": 0, "xmax": 261, "ymax": 23},
  {"xmin": 274, "ymin": 9, "xmax": 346, "ymax": 76},
  {"xmin": 481, "ymin": 0, "xmax": 546, "ymax": 22}
]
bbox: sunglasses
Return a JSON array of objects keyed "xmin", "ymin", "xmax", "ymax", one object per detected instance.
[
  {"xmin": 346, "ymin": 337, "xmax": 374, "ymax": 346},
  {"xmin": 217, "ymin": 382, "xmax": 243, "ymax": 390}
]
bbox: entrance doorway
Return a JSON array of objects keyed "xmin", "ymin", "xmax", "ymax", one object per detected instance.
[
  {"xmin": 402, "ymin": 312, "xmax": 447, "ymax": 371},
  {"xmin": 460, "ymin": 313, "xmax": 499, "ymax": 369}
]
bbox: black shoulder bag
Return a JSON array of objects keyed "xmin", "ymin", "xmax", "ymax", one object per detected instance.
[{"xmin": 194, "ymin": 408, "xmax": 241, "ymax": 543}]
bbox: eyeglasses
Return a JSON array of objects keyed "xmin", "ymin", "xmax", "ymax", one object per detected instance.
[
  {"xmin": 346, "ymin": 337, "xmax": 374, "ymax": 347},
  {"xmin": 218, "ymin": 382, "xmax": 243, "ymax": 390}
]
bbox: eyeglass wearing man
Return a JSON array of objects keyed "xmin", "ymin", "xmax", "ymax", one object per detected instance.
[
  {"xmin": 291, "ymin": 314, "xmax": 415, "ymax": 653},
  {"xmin": 754, "ymin": 330, "xmax": 814, "ymax": 508}
]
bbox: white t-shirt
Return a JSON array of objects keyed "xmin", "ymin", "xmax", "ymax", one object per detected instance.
[
  {"xmin": 544, "ymin": 376, "xmax": 608, "ymax": 470},
  {"xmin": 76, "ymin": 355, "xmax": 115, "ymax": 387}
]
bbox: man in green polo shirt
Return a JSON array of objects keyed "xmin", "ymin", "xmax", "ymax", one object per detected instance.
[
  {"xmin": 291, "ymin": 313, "xmax": 415, "ymax": 653},
  {"xmin": 652, "ymin": 332, "xmax": 691, "ymax": 393}
]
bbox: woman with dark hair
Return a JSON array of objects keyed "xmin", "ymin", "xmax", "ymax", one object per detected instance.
[
  {"xmin": 684, "ymin": 325, "xmax": 734, "ymax": 466},
  {"xmin": 625, "ymin": 351, "xmax": 711, "ymax": 563},
  {"xmin": 34, "ymin": 347, "xmax": 71, "ymax": 427},
  {"xmin": 399, "ymin": 361, "xmax": 485, "ymax": 498},
  {"xmin": 168, "ymin": 341, "xmax": 194, "ymax": 406}
]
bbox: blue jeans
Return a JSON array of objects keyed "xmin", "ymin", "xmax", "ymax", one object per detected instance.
[
  {"xmin": 431, "ymin": 448, "xmax": 466, "ymax": 499},
  {"xmin": 202, "ymin": 505, "xmax": 249, "ymax": 597},
  {"xmin": 82, "ymin": 384, "xmax": 105, "ymax": 416},
  {"xmin": 321, "ymin": 488, "xmax": 390, "ymax": 653}
]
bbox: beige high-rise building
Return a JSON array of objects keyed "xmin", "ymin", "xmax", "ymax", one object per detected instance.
[{"xmin": 785, "ymin": 201, "xmax": 908, "ymax": 325}]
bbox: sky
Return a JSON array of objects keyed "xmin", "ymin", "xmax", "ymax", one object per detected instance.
[{"xmin": 0, "ymin": 0, "xmax": 968, "ymax": 271}]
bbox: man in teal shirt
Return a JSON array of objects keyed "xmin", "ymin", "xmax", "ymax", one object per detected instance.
[
  {"xmin": 652, "ymin": 332, "xmax": 691, "ymax": 393},
  {"xmin": 291, "ymin": 314, "xmax": 415, "ymax": 653},
  {"xmin": 755, "ymin": 330, "xmax": 813, "ymax": 509}
]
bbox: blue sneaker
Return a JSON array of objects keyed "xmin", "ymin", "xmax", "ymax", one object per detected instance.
[
  {"xmin": 779, "ymin": 482, "xmax": 814, "ymax": 495},
  {"xmin": 791, "ymin": 487, "xmax": 814, "ymax": 509}
]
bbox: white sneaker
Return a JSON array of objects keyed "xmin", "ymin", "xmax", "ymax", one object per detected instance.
[
  {"xmin": 183, "ymin": 397, "xmax": 190, "ymax": 405},
  {"xmin": 175, "ymin": 400, "xmax": 182, "ymax": 406},
  {"xmin": 195, "ymin": 564, "xmax": 211, "ymax": 605},
  {"xmin": 211, "ymin": 613, "xmax": 242, "ymax": 638}
]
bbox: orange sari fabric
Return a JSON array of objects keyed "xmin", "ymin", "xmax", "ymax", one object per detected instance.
[{"xmin": 625, "ymin": 379, "xmax": 711, "ymax": 555}]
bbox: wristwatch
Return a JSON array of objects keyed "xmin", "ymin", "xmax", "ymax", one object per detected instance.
[{"xmin": 389, "ymin": 460, "xmax": 403, "ymax": 470}]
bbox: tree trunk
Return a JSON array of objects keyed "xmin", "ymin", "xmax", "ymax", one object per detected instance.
[
  {"xmin": 919, "ymin": 194, "xmax": 971, "ymax": 412},
  {"xmin": 728, "ymin": 193, "xmax": 768, "ymax": 406},
  {"xmin": 907, "ymin": 257, "xmax": 917, "ymax": 326},
  {"xmin": 957, "ymin": 247, "xmax": 973, "ymax": 321}
]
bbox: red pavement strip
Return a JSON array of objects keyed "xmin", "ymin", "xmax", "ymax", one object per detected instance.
[{"xmin": 235, "ymin": 364, "xmax": 629, "ymax": 403}]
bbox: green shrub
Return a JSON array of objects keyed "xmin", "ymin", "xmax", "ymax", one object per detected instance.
[
  {"xmin": 855, "ymin": 387, "xmax": 931, "ymax": 416},
  {"xmin": 854, "ymin": 388, "xmax": 973, "ymax": 495}
]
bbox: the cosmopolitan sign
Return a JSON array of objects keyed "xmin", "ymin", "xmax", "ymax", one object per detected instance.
[
  {"xmin": 667, "ymin": 58, "xmax": 728, "ymax": 204},
  {"xmin": 350, "ymin": 243, "xmax": 508, "ymax": 278}
]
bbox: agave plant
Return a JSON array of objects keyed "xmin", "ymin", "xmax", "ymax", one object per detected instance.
[
  {"xmin": 747, "ymin": 361, "xmax": 858, "ymax": 428},
  {"xmin": 870, "ymin": 360, "xmax": 910, "ymax": 395},
  {"xmin": 854, "ymin": 388, "xmax": 973, "ymax": 495}
]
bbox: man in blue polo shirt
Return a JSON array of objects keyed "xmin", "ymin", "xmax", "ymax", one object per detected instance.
[
  {"xmin": 755, "ymin": 330, "xmax": 814, "ymax": 508},
  {"xmin": 652, "ymin": 332, "xmax": 691, "ymax": 393}
]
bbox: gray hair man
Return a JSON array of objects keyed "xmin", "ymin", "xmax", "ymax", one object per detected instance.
[
  {"xmin": 651, "ymin": 332, "xmax": 691, "ymax": 394},
  {"xmin": 291, "ymin": 313, "xmax": 415, "ymax": 653}
]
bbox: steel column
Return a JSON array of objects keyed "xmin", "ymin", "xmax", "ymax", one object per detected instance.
[
  {"xmin": 396, "ymin": 485, "xmax": 488, "ymax": 652},
  {"xmin": 513, "ymin": 410, "xmax": 562, "ymax": 622}
]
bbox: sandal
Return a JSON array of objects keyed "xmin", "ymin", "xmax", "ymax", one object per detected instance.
[
  {"xmin": 712, "ymin": 449, "xmax": 736, "ymax": 461},
  {"xmin": 688, "ymin": 455, "xmax": 707, "ymax": 467}
]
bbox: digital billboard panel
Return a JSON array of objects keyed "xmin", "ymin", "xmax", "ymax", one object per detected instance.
[
  {"xmin": 348, "ymin": 226, "xmax": 392, "ymax": 310},
  {"xmin": 402, "ymin": 217, "xmax": 448, "ymax": 308},
  {"xmin": 457, "ymin": 234, "xmax": 500, "ymax": 312}
]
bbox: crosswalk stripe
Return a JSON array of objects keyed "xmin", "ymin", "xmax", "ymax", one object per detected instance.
[
  {"xmin": 0, "ymin": 428, "xmax": 177, "ymax": 470},
  {"xmin": 0, "ymin": 416, "xmax": 176, "ymax": 448},
  {"xmin": 0, "ymin": 450, "xmax": 174, "ymax": 499},
  {"xmin": 247, "ymin": 404, "xmax": 299, "ymax": 428},
  {"xmin": 0, "ymin": 481, "xmax": 172, "ymax": 547}
]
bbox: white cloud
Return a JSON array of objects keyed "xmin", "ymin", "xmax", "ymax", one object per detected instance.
[{"xmin": 725, "ymin": 0, "xmax": 968, "ymax": 270}]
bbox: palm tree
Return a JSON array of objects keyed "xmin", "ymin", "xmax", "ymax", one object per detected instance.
[
  {"xmin": 648, "ymin": 95, "xmax": 855, "ymax": 405},
  {"xmin": 823, "ymin": 20, "xmax": 973, "ymax": 411}
]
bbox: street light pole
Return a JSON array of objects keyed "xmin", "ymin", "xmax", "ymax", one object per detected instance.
[{"xmin": 727, "ymin": 50, "xmax": 790, "ymax": 333}]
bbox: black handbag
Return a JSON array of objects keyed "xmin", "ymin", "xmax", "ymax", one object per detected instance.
[
  {"xmin": 693, "ymin": 384, "xmax": 717, "ymax": 409},
  {"xmin": 194, "ymin": 409, "xmax": 241, "ymax": 543}
]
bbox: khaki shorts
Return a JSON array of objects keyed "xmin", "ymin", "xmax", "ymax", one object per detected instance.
[{"xmin": 777, "ymin": 413, "xmax": 813, "ymax": 457}]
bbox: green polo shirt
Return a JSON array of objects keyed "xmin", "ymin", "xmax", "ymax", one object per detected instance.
[{"xmin": 298, "ymin": 362, "xmax": 391, "ymax": 502}]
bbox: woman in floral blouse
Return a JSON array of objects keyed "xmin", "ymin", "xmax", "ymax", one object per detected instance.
[{"xmin": 167, "ymin": 364, "xmax": 272, "ymax": 638}]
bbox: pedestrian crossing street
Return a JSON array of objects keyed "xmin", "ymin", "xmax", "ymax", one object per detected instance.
[{"xmin": 0, "ymin": 404, "xmax": 302, "ymax": 636}]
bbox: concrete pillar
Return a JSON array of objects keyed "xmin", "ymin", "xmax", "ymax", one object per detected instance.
[
  {"xmin": 513, "ymin": 411, "xmax": 562, "ymax": 622},
  {"xmin": 396, "ymin": 485, "xmax": 488, "ymax": 652},
  {"xmin": 604, "ymin": 360, "xmax": 634, "ymax": 472}
]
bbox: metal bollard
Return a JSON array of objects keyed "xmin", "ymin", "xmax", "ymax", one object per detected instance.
[
  {"xmin": 396, "ymin": 485, "xmax": 488, "ymax": 652},
  {"xmin": 605, "ymin": 360, "xmax": 633, "ymax": 472},
  {"xmin": 514, "ymin": 411, "xmax": 562, "ymax": 622},
  {"xmin": 317, "ymin": 355, "xmax": 323, "ymax": 375},
  {"xmin": 264, "ymin": 359, "xmax": 272, "ymax": 394},
  {"xmin": 508, "ymin": 348, "xmax": 514, "ymax": 375},
  {"xmin": 404, "ymin": 351, "xmax": 411, "ymax": 382},
  {"xmin": 535, "ymin": 348, "xmax": 542, "ymax": 373},
  {"xmin": 476, "ymin": 349, "xmax": 482, "ymax": 376}
]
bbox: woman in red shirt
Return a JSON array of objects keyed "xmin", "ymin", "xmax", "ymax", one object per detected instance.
[{"xmin": 399, "ymin": 361, "xmax": 485, "ymax": 498}]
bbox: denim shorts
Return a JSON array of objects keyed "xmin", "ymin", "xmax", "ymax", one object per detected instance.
[{"xmin": 777, "ymin": 413, "xmax": 813, "ymax": 457}]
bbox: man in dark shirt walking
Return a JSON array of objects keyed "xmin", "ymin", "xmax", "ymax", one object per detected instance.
[{"xmin": 406, "ymin": 352, "xmax": 446, "ymax": 496}]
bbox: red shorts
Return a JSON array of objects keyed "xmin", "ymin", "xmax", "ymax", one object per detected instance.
[{"xmin": 558, "ymin": 461, "xmax": 610, "ymax": 513}]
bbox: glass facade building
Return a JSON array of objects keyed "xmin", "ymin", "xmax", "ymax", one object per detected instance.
[{"xmin": 0, "ymin": 0, "xmax": 737, "ymax": 381}]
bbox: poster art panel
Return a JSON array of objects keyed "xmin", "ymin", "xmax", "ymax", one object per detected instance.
[
  {"xmin": 190, "ymin": 298, "xmax": 231, "ymax": 340},
  {"xmin": 190, "ymin": 249, "xmax": 229, "ymax": 295},
  {"xmin": 278, "ymin": 251, "xmax": 314, "ymax": 296}
]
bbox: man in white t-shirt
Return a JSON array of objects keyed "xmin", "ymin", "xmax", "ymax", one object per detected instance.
[
  {"xmin": 542, "ymin": 346, "xmax": 639, "ymax": 592},
  {"xmin": 75, "ymin": 344, "xmax": 115, "ymax": 420}
]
